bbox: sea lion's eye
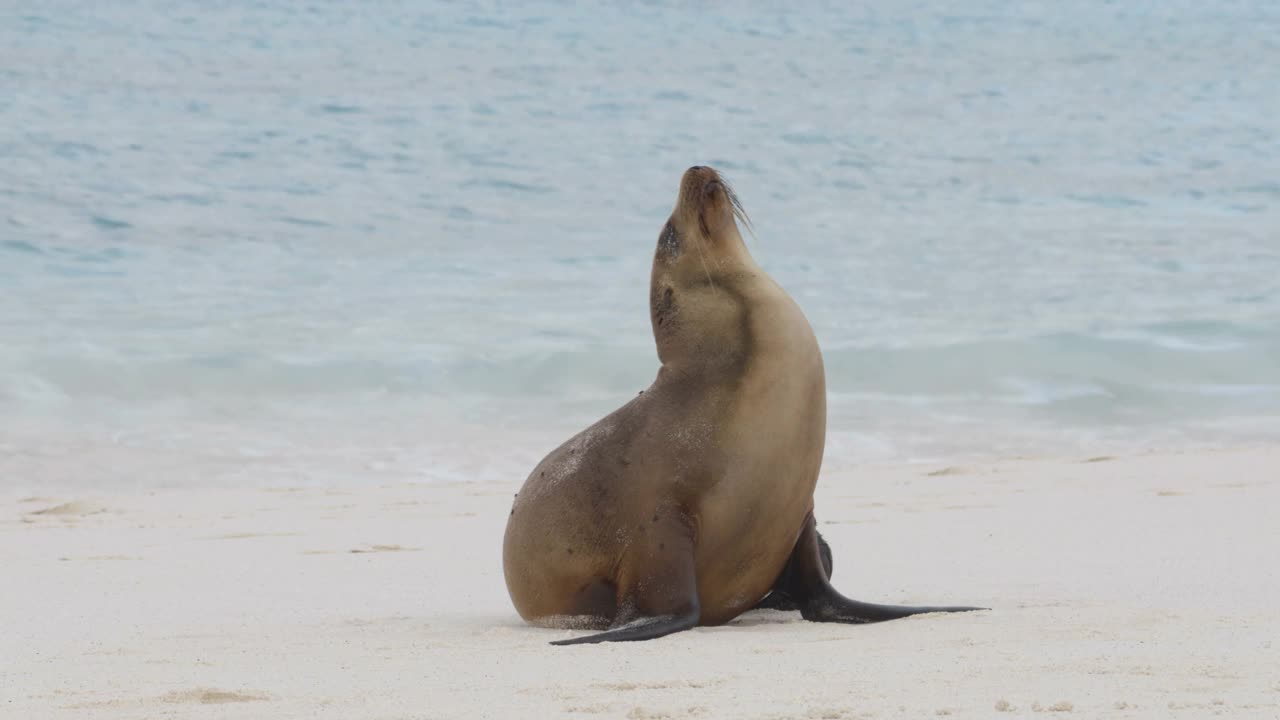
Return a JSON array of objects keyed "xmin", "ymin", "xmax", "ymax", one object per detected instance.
[{"xmin": 659, "ymin": 222, "xmax": 680, "ymax": 258}]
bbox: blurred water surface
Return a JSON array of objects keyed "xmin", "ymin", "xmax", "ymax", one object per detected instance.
[{"xmin": 2, "ymin": 1, "xmax": 1278, "ymax": 479}]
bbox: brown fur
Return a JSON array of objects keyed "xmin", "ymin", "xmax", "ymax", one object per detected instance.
[{"xmin": 503, "ymin": 166, "xmax": 826, "ymax": 632}]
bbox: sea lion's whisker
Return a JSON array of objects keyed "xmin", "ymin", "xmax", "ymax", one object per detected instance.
[
  {"xmin": 720, "ymin": 178, "xmax": 754, "ymax": 239},
  {"xmin": 692, "ymin": 233, "xmax": 718, "ymax": 293}
]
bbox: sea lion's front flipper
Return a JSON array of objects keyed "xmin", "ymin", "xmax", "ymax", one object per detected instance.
[
  {"xmin": 775, "ymin": 513, "xmax": 985, "ymax": 623},
  {"xmin": 550, "ymin": 513, "xmax": 700, "ymax": 646},
  {"xmin": 549, "ymin": 610, "xmax": 699, "ymax": 645}
]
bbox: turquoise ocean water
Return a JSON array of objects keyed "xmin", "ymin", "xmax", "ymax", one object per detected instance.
[{"xmin": 2, "ymin": 2, "xmax": 1278, "ymax": 484}]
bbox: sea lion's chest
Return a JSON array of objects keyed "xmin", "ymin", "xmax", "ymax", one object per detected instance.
[{"xmin": 687, "ymin": 310, "xmax": 827, "ymax": 620}]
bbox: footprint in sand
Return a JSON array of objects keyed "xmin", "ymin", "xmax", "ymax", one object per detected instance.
[
  {"xmin": 626, "ymin": 708, "xmax": 672, "ymax": 720},
  {"xmin": 563, "ymin": 703, "xmax": 613, "ymax": 714},
  {"xmin": 348, "ymin": 544, "xmax": 421, "ymax": 554},
  {"xmin": 1030, "ymin": 701, "xmax": 1074, "ymax": 712},
  {"xmin": 160, "ymin": 688, "xmax": 271, "ymax": 705},
  {"xmin": 201, "ymin": 532, "xmax": 301, "ymax": 540},
  {"xmin": 71, "ymin": 687, "xmax": 271, "ymax": 710},
  {"xmin": 25, "ymin": 501, "xmax": 107, "ymax": 521}
]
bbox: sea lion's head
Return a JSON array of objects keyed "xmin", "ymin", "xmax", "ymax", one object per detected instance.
[
  {"xmin": 649, "ymin": 166, "xmax": 757, "ymax": 369},
  {"xmin": 655, "ymin": 165, "xmax": 752, "ymax": 270}
]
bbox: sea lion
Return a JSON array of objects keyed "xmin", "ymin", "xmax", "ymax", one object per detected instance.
[{"xmin": 502, "ymin": 165, "xmax": 981, "ymax": 645}]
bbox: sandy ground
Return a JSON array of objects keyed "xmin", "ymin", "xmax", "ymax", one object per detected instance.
[{"xmin": 3, "ymin": 446, "xmax": 1279, "ymax": 719}]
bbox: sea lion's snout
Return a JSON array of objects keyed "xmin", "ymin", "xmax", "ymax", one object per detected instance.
[
  {"xmin": 681, "ymin": 165, "xmax": 721, "ymax": 194},
  {"xmin": 674, "ymin": 165, "xmax": 749, "ymax": 241},
  {"xmin": 676, "ymin": 165, "xmax": 726, "ymax": 228}
]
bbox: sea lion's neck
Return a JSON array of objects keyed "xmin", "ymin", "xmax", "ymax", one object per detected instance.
[{"xmin": 649, "ymin": 259, "xmax": 766, "ymax": 380}]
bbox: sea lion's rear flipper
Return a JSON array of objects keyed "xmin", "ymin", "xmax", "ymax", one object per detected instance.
[
  {"xmin": 550, "ymin": 514, "xmax": 700, "ymax": 646},
  {"xmin": 752, "ymin": 529, "xmax": 833, "ymax": 611},
  {"xmin": 775, "ymin": 513, "xmax": 986, "ymax": 623}
]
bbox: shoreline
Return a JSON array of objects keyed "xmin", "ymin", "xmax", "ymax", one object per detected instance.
[
  {"xmin": 4, "ymin": 445, "xmax": 1279, "ymax": 718},
  {"xmin": 4, "ymin": 411, "xmax": 1278, "ymax": 491}
]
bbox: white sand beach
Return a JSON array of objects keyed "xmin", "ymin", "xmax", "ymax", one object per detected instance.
[
  {"xmin": 4, "ymin": 445, "xmax": 1278, "ymax": 719},
  {"xmin": 5, "ymin": 1, "xmax": 1279, "ymax": 718}
]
